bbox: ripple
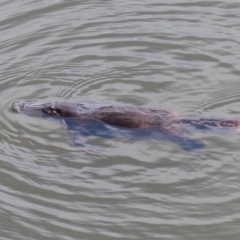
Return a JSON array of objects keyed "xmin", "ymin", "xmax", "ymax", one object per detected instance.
[
  {"xmin": 0, "ymin": 0, "xmax": 240, "ymax": 239},
  {"xmin": 197, "ymin": 86, "xmax": 240, "ymax": 112}
]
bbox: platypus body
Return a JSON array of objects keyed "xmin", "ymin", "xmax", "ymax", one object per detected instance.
[{"xmin": 11, "ymin": 101, "xmax": 240, "ymax": 151}]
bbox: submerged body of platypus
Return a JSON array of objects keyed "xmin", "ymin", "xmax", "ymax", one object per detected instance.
[{"xmin": 11, "ymin": 101, "xmax": 240, "ymax": 151}]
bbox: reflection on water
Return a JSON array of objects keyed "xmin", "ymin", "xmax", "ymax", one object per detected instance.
[{"xmin": 0, "ymin": 0, "xmax": 240, "ymax": 239}]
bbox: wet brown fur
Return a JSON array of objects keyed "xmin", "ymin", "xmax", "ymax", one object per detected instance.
[{"xmin": 12, "ymin": 101, "xmax": 240, "ymax": 133}]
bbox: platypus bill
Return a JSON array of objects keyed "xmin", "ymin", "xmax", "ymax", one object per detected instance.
[{"xmin": 12, "ymin": 101, "xmax": 240, "ymax": 151}]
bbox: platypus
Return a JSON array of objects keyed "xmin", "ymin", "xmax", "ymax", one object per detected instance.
[{"xmin": 11, "ymin": 101, "xmax": 240, "ymax": 151}]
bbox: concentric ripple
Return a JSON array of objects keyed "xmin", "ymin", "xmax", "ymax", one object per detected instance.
[{"xmin": 0, "ymin": 1, "xmax": 240, "ymax": 240}]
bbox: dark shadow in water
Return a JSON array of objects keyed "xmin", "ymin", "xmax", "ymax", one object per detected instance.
[{"xmin": 55, "ymin": 117, "xmax": 205, "ymax": 152}]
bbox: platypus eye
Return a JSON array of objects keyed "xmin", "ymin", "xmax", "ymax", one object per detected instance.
[
  {"xmin": 43, "ymin": 108, "xmax": 63, "ymax": 116},
  {"xmin": 49, "ymin": 109, "xmax": 59, "ymax": 116}
]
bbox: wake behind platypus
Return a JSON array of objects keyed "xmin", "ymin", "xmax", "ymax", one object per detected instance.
[{"xmin": 11, "ymin": 101, "xmax": 240, "ymax": 151}]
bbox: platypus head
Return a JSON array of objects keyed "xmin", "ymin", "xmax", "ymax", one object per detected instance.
[{"xmin": 11, "ymin": 101, "xmax": 78, "ymax": 118}]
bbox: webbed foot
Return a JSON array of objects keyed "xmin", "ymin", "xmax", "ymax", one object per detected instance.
[{"xmin": 179, "ymin": 138, "xmax": 205, "ymax": 151}]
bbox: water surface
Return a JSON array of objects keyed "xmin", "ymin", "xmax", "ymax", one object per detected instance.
[{"xmin": 1, "ymin": 0, "xmax": 240, "ymax": 239}]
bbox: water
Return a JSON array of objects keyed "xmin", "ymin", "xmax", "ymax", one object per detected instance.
[{"xmin": 0, "ymin": 0, "xmax": 240, "ymax": 239}]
